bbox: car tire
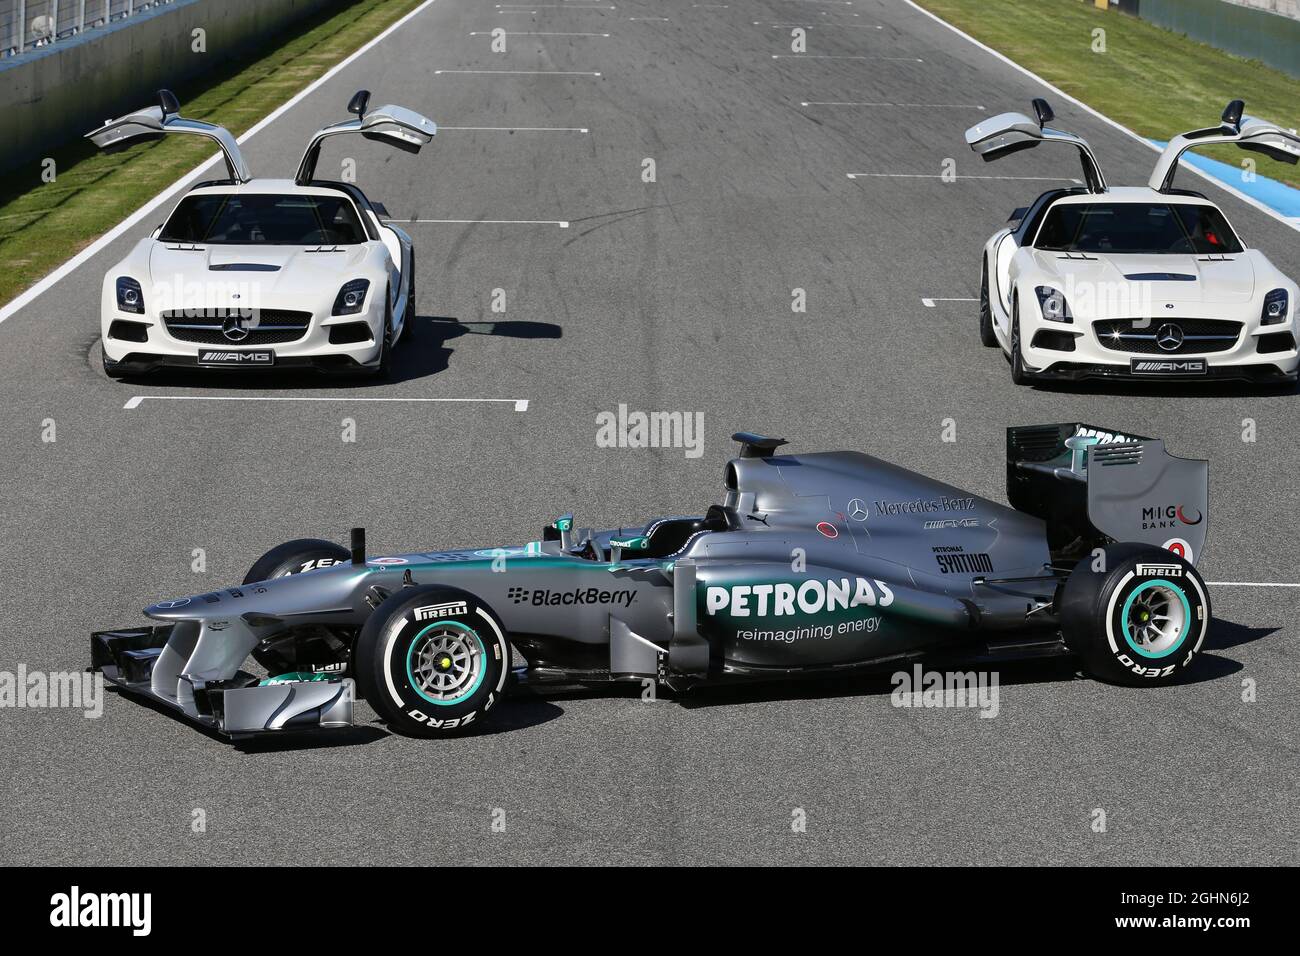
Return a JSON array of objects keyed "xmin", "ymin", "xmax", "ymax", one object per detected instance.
[
  {"xmin": 399, "ymin": 258, "xmax": 415, "ymax": 344},
  {"xmin": 979, "ymin": 258, "xmax": 997, "ymax": 347},
  {"xmin": 1010, "ymin": 299, "xmax": 1033, "ymax": 386},
  {"xmin": 354, "ymin": 585, "xmax": 510, "ymax": 737},
  {"xmin": 1059, "ymin": 543, "xmax": 1210, "ymax": 687},
  {"xmin": 370, "ymin": 294, "xmax": 394, "ymax": 379},
  {"xmin": 243, "ymin": 538, "xmax": 351, "ymax": 585},
  {"xmin": 242, "ymin": 538, "xmax": 353, "ymax": 674}
]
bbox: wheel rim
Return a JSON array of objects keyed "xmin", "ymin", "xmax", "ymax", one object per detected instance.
[
  {"xmin": 1121, "ymin": 579, "xmax": 1190, "ymax": 659},
  {"xmin": 406, "ymin": 621, "xmax": 486, "ymax": 705}
]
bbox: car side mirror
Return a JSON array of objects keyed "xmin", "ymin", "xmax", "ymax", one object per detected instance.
[
  {"xmin": 1031, "ymin": 97, "xmax": 1054, "ymax": 127},
  {"xmin": 348, "ymin": 90, "xmax": 371, "ymax": 117},
  {"xmin": 157, "ymin": 89, "xmax": 180, "ymax": 117},
  {"xmin": 548, "ymin": 513, "xmax": 574, "ymax": 549}
]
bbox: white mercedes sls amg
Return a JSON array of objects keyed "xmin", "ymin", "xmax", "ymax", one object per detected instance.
[
  {"xmin": 90, "ymin": 89, "xmax": 434, "ymax": 379},
  {"xmin": 965, "ymin": 99, "xmax": 1299, "ymax": 386}
]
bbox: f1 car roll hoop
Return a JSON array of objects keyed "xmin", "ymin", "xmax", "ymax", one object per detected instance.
[{"xmin": 92, "ymin": 428, "xmax": 1213, "ymax": 740}]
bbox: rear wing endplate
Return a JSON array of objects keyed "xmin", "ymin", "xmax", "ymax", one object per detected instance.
[
  {"xmin": 86, "ymin": 90, "xmax": 250, "ymax": 183},
  {"xmin": 966, "ymin": 98, "xmax": 1107, "ymax": 194},
  {"xmin": 1150, "ymin": 99, "xmax": 1300, "ymax": 193},
  {"xmin": 1007, "ymin": 423, "xmax": 1208, "ymax": 565},
  {"xmin": 296, "ymin": 90, "xmax": 436, "ymax": 185}
]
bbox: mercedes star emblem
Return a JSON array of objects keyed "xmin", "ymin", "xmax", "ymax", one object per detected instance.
[
  {"xmin": 848, "ymin": 498, "xmax": 869, "ymax": 522},
  {"xmin": 222, "ymin": 314, "xmax": 251, "ymax": 342},
  {"xmin": 1155, "ymin": 323, "xmax": 1184, "ymax": 351}
]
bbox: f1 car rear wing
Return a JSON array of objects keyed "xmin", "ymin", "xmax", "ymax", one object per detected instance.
[
  {"xmin": 965, "ymin": 98, "xmax": 1107, "ymax": 194},
  {"xmin": 86, "ymin": 90, "xmax": 250, "ymax": 183},
  {"xmin": 1150, "ymin": 99, "xmax": 1300, "ymax": 193},
  {"xmin": 1007, "ymin": 423, "xmax": 1208, "ymax": 565},
  {"xmin": 295, "ymin": 90, "xmax": 436, "ymax": 185}
]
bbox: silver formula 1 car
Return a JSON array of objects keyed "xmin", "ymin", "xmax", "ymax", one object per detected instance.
[{"xmin": 92, "ymin": 427, "xmax": 1213, "ymax": 739}]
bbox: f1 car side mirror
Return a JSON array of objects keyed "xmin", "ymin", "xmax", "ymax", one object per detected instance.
[
  {"xmin": 348, "ymin": 90, "xmax": 371, "ymax": 117},
  {"xmin": 550, "ymin": 514, "xmax": 574, "ymax": 550}
]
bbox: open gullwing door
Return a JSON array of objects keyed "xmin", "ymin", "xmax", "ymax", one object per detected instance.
[
  {"xmin": 295, "ymin": 90, "xmax": 436, "ymax": 186},
  {"xmin": 965, "ymin": 98, "xmax": 1107, "ymax": 194},
  {"xmin": 86, "ymin": 90, "xmax": 250, "ymax": 183},
  {"xmin": 1149, "ymin": 99, "xmax": 1300, "ymax": 193}
]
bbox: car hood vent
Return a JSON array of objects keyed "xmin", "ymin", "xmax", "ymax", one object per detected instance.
[{"xmin": 208, "ymin": 263, "xmax": 281, "ymax": 272}]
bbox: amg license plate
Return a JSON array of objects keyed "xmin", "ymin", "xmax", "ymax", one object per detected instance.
[
  {"xmin": 197, "ymin": 349, "xmax": 275, "ymax": 366},
  {"xmin": 1130, "ymin": 358, "xmax": 1207, "ymax": 376}
]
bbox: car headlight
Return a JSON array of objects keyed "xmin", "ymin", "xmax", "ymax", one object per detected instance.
[
  {"xmin": 332, "ymin": 279, "xmax": 370, "ymax": 316},
  {"xmin": 1034, "ymin": 286, "xmax": 1072, "ymax": 323},
  {"xmin": 1263, "ymin": 289, "xmax": 1289, "ymax": 326},
  {"xmin": 115, "ymin": 277, "xmax": 144, "ymax": 314}
]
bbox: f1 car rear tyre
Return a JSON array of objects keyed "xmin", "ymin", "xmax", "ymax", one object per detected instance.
[
  {"xmin": 354, "ymin": 585, "xmax": 510, "ymax": 737},
  {"xmin": 979, "ymin": 258, "xmax": 997, "ymax": 347},
  {"xmin": 1060, "ymin": 544, "xmax": 1210, "ymax": 686}
]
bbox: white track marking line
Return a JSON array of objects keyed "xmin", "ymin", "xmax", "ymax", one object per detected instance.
[
  {"xmin": 435, "ymin": 69, "xmax": 601, "ymax": 75},
  {"xmin": 773, "ymin": 54, "xmax": 923, "ymax": 61},
  {"xmin": 903, "ymin": 0, "xmax": 1300, "ymax": 234},
  {"xmin": 469, "ymin": 30, "xmax": 610, "ymax": 35},
  {"xmin": 802, "ymin": 100, "xmax": 982, "ymax": 109},
  {"xmin": 1206, "ymin": 582, "xmax": 1300, "ymax": 588},
  {"xmin": 628, "ymin": 17, "xmax": 669, "ymax": 21},
  {"xmin": 848, "ymin": 173, "xmax": 1081, "ymax": 183},
  {"xmin": 757, "ymin": 22, "xmax": 882, "ymax": 28},
  {"xmin": 496, "ymin": 4, "xmax": 615, "ymax": 7},
  {"xmin": 921, "ymin": 297, "xmax": 976, "ymax": 307},
  {"xmin": 124, "ymin": 396, "xmax": 530, "ymax": 412},
  {"xmin": 0, "ymin": 0, "xmax": 441, "ymax": 327},
  {"xmin": 439, "ymin": 126, "xmax": 590, "ymax": 132},
  {"xmin": 394, "ymin": 218, "xmax": 570, "ymax": 227}
]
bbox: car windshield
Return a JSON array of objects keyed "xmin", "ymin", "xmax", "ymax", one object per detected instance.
[
  {"xmin": 1034, "ymin": 202, "xmax": 1243, "ymax": 255},
  {"xmin": 159, "ymin": 193, "xmax": 368, "ymax": 245}
]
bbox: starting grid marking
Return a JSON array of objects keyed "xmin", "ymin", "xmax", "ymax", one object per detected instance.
[
  {"xmin": 802, "ymin": 100, "xmax": 983, "ymax": 109},
  {"xmin": 921, "ymin": 297, "xmax": 976, "ymax": 307},
  {"xmin": 123, "ymin": 396, "xmax": 530, "ymax": 412},
  {"xmin": 435, "ymin": 69, "xmax": 602, "ymax": 75},
  {"xmin": 392, "ymin": 218, "xmax": 570, "ymax": 227},
  {"xmin": 773, "ymin": 54, "xmax": 923, "ymax": 62},
  {"xmin": 848, "ymin": 173, "xmax": 1083, "ymax": 183}
]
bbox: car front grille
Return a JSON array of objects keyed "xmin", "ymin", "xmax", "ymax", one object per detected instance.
[
  {"xmin": 161, "ymin": 309, "xmax": 312, "ymax": 345},
  {"xmin": 1091, "ymin": 318, "xmax": 1241, "ymax": 355}
]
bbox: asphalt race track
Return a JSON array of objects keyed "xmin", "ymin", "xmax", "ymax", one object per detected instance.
[{"xmin": 2, "ymin": 0, "xmax": 1298, "ymax": 865}]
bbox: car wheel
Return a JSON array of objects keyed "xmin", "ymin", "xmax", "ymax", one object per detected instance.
[
  {"xmin": 367, "ymin": 293, "xmax": 394, "ymax": 379},
  {"xmin": 1010, "ymin": 300, "xmax": 1032, "ymax": 385},
  {"xmin": 979, "ymin": 258, "xmax": 997, "ymax": 347},
  {"xmin": 399, "ymin": 257, "xmax": 415, "ymax": 343},
  {"xmin": 354, "ymin": 584, "xmax": 510, "ymax": 737},
  {"xmin": 1059, "ymin": 543, "xmax": 1210, "ymax": 687},
  {"xmin": 242, "ymin": 538, "xmax": 353, "ymax": 674}
]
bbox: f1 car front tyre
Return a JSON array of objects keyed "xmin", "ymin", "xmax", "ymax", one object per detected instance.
[
  {"xmin": 354, "ymin": 585, "xmax": 510, "ymax": 737},
  {"xmin": 243, "ymin": 538, "xmax": 351, "ymax": 584},
  {"xmin": 979, "ymin": 258, "xmax": 997, "ymax": 347},
  {"xmin": 1060, "ymin": 544, "xmax": 1210, "ymax": 686}
]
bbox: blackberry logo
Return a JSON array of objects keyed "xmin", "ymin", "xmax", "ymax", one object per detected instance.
[
  {"xmin": 508, "ymin": 587, "xmax": 528, "ymax": 604},
  {"xmin": 508, "ymin": 586, "xmax": 636, "ymax": 608}
]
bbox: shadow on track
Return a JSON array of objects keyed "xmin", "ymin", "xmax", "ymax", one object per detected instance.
[{"xmin": 94, "ymin": 314, "xmax": 562, "ymax": 390}]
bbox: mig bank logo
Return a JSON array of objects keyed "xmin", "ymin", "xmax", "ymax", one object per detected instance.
[{"xmin": 705, "ymin": 576, "xmax": 895, "ymax": 618}]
